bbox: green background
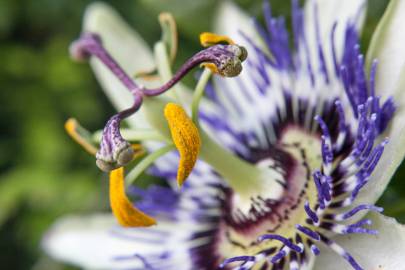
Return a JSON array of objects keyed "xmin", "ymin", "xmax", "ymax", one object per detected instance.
[{"xmin": 0, "ymin": 0, "xmax": 398, "ymax": 269}]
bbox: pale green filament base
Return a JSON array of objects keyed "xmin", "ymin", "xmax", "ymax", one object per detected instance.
[
  {"xmin": 154, "ymin": 42, "xmax": 180, "ymax": 102},
  {"xmin": 125, "ymin": 144, "xmax": 175, "ymax": 186},
  {"xmin": 199, "ymin": 130, "xmax": 268, "ymax": 194},
  {"xmin": 192, "ymin": 68, "xmax": 212, "ymax": 124}
]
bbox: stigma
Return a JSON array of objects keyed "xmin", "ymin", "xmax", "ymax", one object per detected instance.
[{"xmin": 67, "ymin": 26, "xmax": 249, "ymax": 227}]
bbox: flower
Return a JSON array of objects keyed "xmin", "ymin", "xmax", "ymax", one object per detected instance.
[{"xmin": 43, "ymin": 0, "xmax": 405, "ymax": 269}]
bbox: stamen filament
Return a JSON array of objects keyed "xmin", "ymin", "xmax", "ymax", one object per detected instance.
[
  {"xmin": 192, "ymin": 68, "xmax": 212, "ymax": 123},
  {"xmin": 125, "ymin": 144, "xmax": 175, "ymax": 186},
  {"xmin": 199, "ymin": 130, "xmax": 277, "ymax": 195},
  {"xmin": 154, "ymin": 41, "xmax": 180, "ymax": 101}
]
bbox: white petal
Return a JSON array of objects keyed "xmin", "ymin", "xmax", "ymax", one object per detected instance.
[
  {"xmin": 214, "ymin": 1, "xmax": 260, "ymax": 45},
  {"xmin": 304, "ymin": 0, "xmax": 366, "ymax": 44},
  {"xmin": 83, "ymin": 2, "xmax": 157, "ymax": 128},
  {"xmin": 355, "ymin": 0, "xmax": 405, "ymax": 206},
  {"xmin": 43, "ymin": 213, "xmax": 207, "ymax": 270},
  {"xmin": 304, "ymin": 0, "xmax": 366, "ymax": 72},
  {"xmin": 314, "ymin": 212, "xmax": 405, "ymax": 270},
  {"xmin": 211, "ymin": 1, "xmax": 282, "ymax": 149},
  {"xmin": 42, "ymin": 214, "xmax": 160, "ymax": 269}
]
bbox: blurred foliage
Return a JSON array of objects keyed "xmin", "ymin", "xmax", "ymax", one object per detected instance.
[{"xmin": 0, "ymin": 0, "xmax": 402, "ymax": 269}]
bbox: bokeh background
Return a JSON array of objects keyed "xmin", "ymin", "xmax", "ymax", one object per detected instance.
[{"xmin": 0, "ymin": 0, "xmax": 399, "ymax": 269}]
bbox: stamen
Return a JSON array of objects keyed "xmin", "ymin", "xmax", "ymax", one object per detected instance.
[
  {"xmin": 109, "ymin": 167, "xmax": 156, "ymax": 227},
  {"xmin": 164, "ymin": 103, "xmax": 201, "ymax": 187},
  {"xmin": 199, "ymin": 32, "xmax": 247, "ymax": 78},
  {"xmin": 70, "ymin": 31, "xmax": 250, "ymax": 188},
  {"xmin": 64, "ymin": 118, "xmax": 98, "ymax": 155},
  {"xmin": 200, "ymin": 32, "xmax": 236, "ymax": 46},
  {"xmin": 192, "ymin": 68, "xmax": 212, "ymax": 123}
]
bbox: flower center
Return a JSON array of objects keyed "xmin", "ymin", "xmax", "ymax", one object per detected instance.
[{"xmin": 217, "ymin": 125, "xmax": 322, "ymax": 261}]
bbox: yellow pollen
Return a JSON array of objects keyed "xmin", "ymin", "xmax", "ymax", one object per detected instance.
[
  {"xmin": 199, "ymin": 32, "xmax": 235, "ymax": 47},
  {"xmin": 109, "ymin": 167, "xmax": 156, "ymax": 227},
  {"xmin": 164, "ymin": 103, "xmax": 201, "ymax": 187},
  {"xmin": 65, "ymin": 118, "xmax": 98, "ymax": 155},
  {"xmin": 200, "ymin": 62, "xmax": 220, "ymax": 74}
]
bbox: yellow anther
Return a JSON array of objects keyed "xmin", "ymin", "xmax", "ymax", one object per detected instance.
[
  {"xmin": 200, "ymin": 62, "xmax": 220, "ymax": 74},
  {"xmin": 110, "ymin": 167, "xmax": 156, "ymax": 227},
  {"xmin": 164, "ymin": 103, "xmax": 201, "ymax": 187},
  {"xmin": 200, "ymin": 32, "xmax": 235, "ymax": 47},
  {"xmin": 65, "ymin": 118, "xmax": 98, "ymax": 155}
]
